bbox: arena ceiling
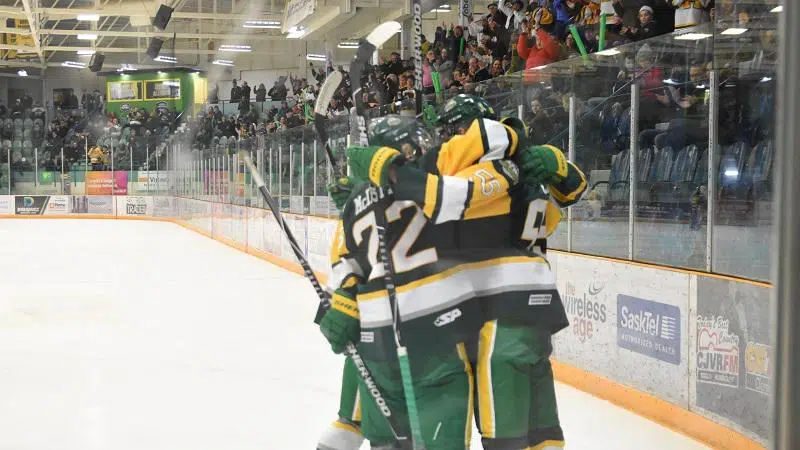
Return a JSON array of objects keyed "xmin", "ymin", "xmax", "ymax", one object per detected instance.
[{"xmin": 0, "ymin": 0, "xmax": 413, "ymax": 74}]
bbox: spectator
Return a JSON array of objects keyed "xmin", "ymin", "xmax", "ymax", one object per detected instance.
[
  {"xmin": 255, "ymin": 83, "xmax": 267, "ymax": 102},
  {"xmin": 230, "ymin": 79, "xmax": 242, "ymax": 102},
  {"xmin": 517, "ymin": 19, "xmax": 560, "ymax": 81},
  {"xmin": 447, "ymin": 25, "xmax": 468, "ymax": 64},
  {"xmin": 499, "ymin": 0, "xmax": 525, "ymax": 32},
  {"xmin": 621, "ymin": 6, "xmax": 661, "ymax": 41},
  {"xmin": 241, "ymin": 81, "xmax": 251, "ymax": 105},
  {"xmin": 486, "ymin": 3, "xmax": 508, "ymax": 30}
]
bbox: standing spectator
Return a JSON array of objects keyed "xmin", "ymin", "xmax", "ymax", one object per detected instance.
[
  {"xmin": 241, "ymin": 81, "xmax": 251, "ymax": 105},
  {"xmin": 517, "ymin": 20, "xmax": 560, "ymax": 81},
  {"xmin": 554, "ymin": 0, "xmax": 582, "ymax": 40},
  {"xmin": 230, "ymin": 79, "xmax": 242, "ymax": 102},
  {"xmin": 382, "ymin": 52, "xmax": 405, "ymax": 76},
  {"xmin": 255, "ymin": 83, "xmax": 267, "ymax": 102},
  {"xmin": 209, "ymin": 84, "xmax": 219, "ymax": 104},
  {"xmin": 422, "ymin": 50, "xmax": 437, "ymax": 94},
  {"xmin": 447, "ymin": 25, "xmax": 469, "ymax": 64},
  {"xmin": 486, "ymin": 3, "xmax": 508, "ymax": 30},
  {"xmin": 621, "ymin": 6, "xmax": 660, "ymax": 41},
  {"xmin": 500, "ymin": 0, "xmax": 526, "ymax": 32},
  {"xmin": 485, "ymin": 16, "xmax": 511, "ymax": 60}
]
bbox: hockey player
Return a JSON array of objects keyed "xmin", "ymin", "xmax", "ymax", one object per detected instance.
[
  {"xmin": 344, "ymin": 96, "xmax": 587, "ymax": 450},
  {"xmin": 316, "ymin": 175, "xmax": 367, "ymax": 450},
  {"xmin": 319, "ymin": 114, "xmax": 524, "ymax": 450},
  {"xmin": 434, "ymin": 95, "xmax": 587, "ymax": 450}
]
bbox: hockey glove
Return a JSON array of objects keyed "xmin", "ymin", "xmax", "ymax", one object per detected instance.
[
  {"xmin": 326, "ymin": 176, "xmax": 363, "ymax": 210},
  {"xmin": 346, "ymin": 146, "xmax": 403, "ymax": 186},
  {"xmin": 517, "ymin": 145, "xmax": 569, "ymax": 186},
  {"xmin": 318, "ymin": 289, "xmax": 360, "ymax": 354}
]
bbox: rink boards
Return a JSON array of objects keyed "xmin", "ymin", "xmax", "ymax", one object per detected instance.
[{"xmin": 0, "ymin": 194, "xmax": 771, "ymax": 449}]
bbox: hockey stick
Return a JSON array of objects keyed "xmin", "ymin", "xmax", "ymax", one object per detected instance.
[
  {"xmin": 237, "ymin": 150, "xmax": 404, "ymax": 440},
  {"xmin": 313, "ymin": 70, "xmax": 344, "ymax": 174},
  {"xmin": 350, "ymin": 22, "xmax": 427, "ymax": 450}
]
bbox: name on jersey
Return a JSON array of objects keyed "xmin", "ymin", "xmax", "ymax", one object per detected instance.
[{"xmin": 354, "ymin": 186, "xmax": 392, "ymax": 216}]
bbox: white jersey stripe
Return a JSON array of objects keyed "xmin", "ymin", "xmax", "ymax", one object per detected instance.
[{"xmin": 436, "ymin": 176, "xmax": 470, "ymax": 224}]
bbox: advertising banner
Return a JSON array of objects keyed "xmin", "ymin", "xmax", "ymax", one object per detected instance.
[
  {"xmin": 693, "ymin": 277, "xmax": 772, "ymax": 442},
  {"xmin": 86, "ymin": 171, "xmax": 128, "ymax": 195},
  {"xmin": 116, "ymin": 196, "xmax": 153, "ymax": 216},
  {"xmin": 153, "ymin": 196, "xmax": 174, "ymax": 217},
  {"xmin": 617, "ymin": 294, "xmax": 681, "ymax": 365},
  {"xmin": 290, "ymin": 196, "xmax": 304, "ymax": 214},
  {"xmin": 551, "ymin": 253, "xmax": 690, "ymax": 407},
  {"xmin": 312, "ymin": 196, "xmax": 331, "ymax": 216},
  {"xmin": 42, "ymin": 195, "xmax": 70, "ymax": 215},
  {"xmin": 307, "ymin": 217, "xmax": 336, "ymax": 273},
  {"xmin": 89, "ymin": 196, "xmax": 114, "ymax": 214},
  {"xmin": 14, "ymin": 196, "xmax": 47, "ymax": 215},
  {"xmin": 136, "ymin": 171, "xmax": 170, "ymax": 193},
  {"xmin": 0, "ymin": 195, "xmax": 13, "ymax": 214}
]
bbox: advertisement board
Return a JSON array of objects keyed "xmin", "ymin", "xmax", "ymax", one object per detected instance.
[
  {"xmin": 0, "ymin": 195, "xmax": 13, "ymax": 214},
  {"xmin": 692, "ymin": 277, "xmax": 772, "ymax": 442},
  {"xmin": 551, "ymin": 253, "xmax": 690, "ymax": 407},
  {"xmin": 290, "ymin": 196, "xmax": 304, "ymax": 214},
  {"xmin": 14, "ymin": 195, "xmax": 48, "ymax": 215},
  {"xmin": 307, "ymin": 217, "xmax": 336, "ymax": 273},
  {"xmin": 86, "ymin": 171, "xmax": 128, "ymax": 195},
  {"xmin": 42, "ymin": 195, "xmax": 70, "ymax": 215},
  {"xmin": 115, "ymin": 196, "xmax": 153, "ymax": 216},
  {"xmin": 137, "ymin": 171, "xmax": 170, "ymax": 193},
  {"xmin": 14, "ymin": 195, "xmax": 70, "ymax": 215},
  {"xmin": 153, "ymin": 196, "xmax": 174, "ymax": 217}
]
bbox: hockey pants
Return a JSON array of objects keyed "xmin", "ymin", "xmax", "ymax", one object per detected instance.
[
  {"xmin": 474, "ymin": 320, "xmax": 564, "ymax": 450},
  {"xmin": 358, "ymin": 343, "xmax": 474, "ymax": 450}
]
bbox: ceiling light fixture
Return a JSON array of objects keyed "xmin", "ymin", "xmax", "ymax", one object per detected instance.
[
  {"xmin": 62, "ymin": 61, "xmax": 87, "ymax": 68},
  {"xmin": 77, "ymin": 33, "xmax": 98, "ymax": 40},
  {"xmin": 721, "ymin": 28, "xmax": 747, "ymax": 35},
  {"xmin": 242, "ymin": 20, "xmax": 281, "ymax": 29},
  {"xmin": 154, "ymin": 55, "xmax": 177, "ymax": 63},
  {"xmin": 219, "ymin": 44, "xmax": 252, "ymax": 52},
  {"xmin": 432, "ymin": 4, "xmax": 451, "ymax": 12},
  {"xmin": 306, "ymin": 53, "xmax": 326, "ymax": 62},
  {"xmin": 595, "ymin": 48, "xmax": 620, "ymax": 56},
  {"xmin": 674, "ymin": 32, "xmax": 713, "ymax": 41},
  {"xmin": 76, "ymin": 49, "xmax": 96, "ymax": 56},
  {"xmin": 212, "ymin": 59, "xmax": 234, "ymax": 66},
  {"xmin": 117, "ymin": 64, "xmax": 137, "ymax": 72},
  {"xmin": 17, "ymin": 70, "xmax": 28, "ymax": 77},
  {"xmin": 338, "ymin": 41, "xmax": 359, "ymax": 49},
  {"xmin": 77, "ymin": 13, "xmax": 100, "ymax": 21}
]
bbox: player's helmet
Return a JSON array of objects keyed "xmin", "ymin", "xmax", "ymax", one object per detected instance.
[
  {"xmin": 368, "ymin": 115, "xmax": 436, "ymax": 161},
  {"xmin": 436, "ymin": 94, "xmax": 497, "ymax": 132}
]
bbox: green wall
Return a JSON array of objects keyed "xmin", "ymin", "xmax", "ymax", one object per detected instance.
[{"xmin": 104, "ymin": 70, "xmax": 204, "ymax": 121}]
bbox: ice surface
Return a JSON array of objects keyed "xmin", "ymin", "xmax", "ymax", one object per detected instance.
[{"xmin": 0, "ymin": 220, "xmax": 707, "ymax": 449}]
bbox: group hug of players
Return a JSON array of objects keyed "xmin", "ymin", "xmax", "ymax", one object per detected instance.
[{"xmin": 313, "ymin": 94, "xmax": 587, "ymax": 450}]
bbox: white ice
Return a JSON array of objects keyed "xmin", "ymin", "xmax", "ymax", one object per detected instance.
[{"xmin": 0, "ymin": 220, "xmax": 708, "ymax": 450}]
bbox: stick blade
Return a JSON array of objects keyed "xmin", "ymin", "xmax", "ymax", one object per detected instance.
[
  {"xmin": 367, "ymin": 21, "xmax": 401, "ymax": 48},
  {"xmin": 314, "ymin": 70, "xmax": 343, "ymax": 115}
]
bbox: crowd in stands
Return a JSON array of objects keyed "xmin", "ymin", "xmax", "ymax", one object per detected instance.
[{"xmin": 188, "ymin": 0, "xmax": 717, "ymax": 149}]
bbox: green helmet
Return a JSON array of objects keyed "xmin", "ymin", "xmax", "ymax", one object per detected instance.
[
  {"xmin": 437, "ymin": 94, "xmax": 498, "ymax": 129},
  {"xmin": 368, "ymin": 115, "xmax": 436, "ymax": 160}
]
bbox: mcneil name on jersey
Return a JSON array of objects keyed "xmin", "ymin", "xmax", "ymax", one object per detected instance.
[{"xmin": 354, "ymin": 185, "xmax": 394, "ymax": 216}]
